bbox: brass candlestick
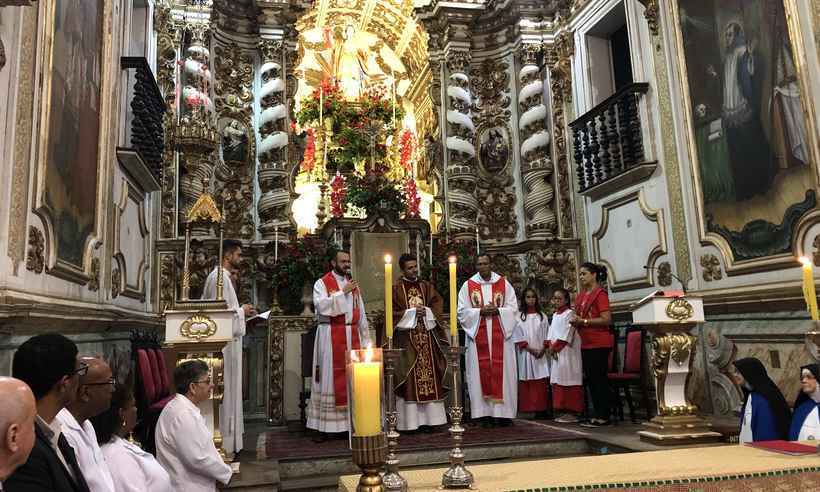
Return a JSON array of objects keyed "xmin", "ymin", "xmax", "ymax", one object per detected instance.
[
  {"xmin": 382, "ymin": 341, "xmax": 407, "ymax": 491},
  {"xmin": 351, "ymin": 433, "xmax": 387, "ymax": 492},
  {"xmin": 442, "ymin": 341, "xmax": 473, "ymax": 489}
]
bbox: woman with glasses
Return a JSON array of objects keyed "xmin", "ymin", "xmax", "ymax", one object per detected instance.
[
  {"xmin": 789, "ymin": 364, "xmax": 820, "ymax": 441},
  {"xmin": 89, "ymin": 385, "xmax": 172, "ymax": 492}
]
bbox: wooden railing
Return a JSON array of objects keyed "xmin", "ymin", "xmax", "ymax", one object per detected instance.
[
  {"xmin": 569, "ymin": 82, "xmax": 650, "ymax": 192},
  {"xmin": 121, "ymin": 57, "xmax": 166, "ymax": 183}
]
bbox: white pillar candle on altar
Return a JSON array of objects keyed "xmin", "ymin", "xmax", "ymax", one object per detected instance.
[
  {"xmin": 274, "ymin": 226, "xmax": 279, "ymax": 262},
  {"xmin": 429, "ymin": 233, "xmax": 433, "ymax": 265},
  {"xmin": 476, "ymin": 226, "xmax": 480, "ymax": 255},
  {"xmin": 416, "ymin": 232, "xmax": 421, "ymax": 267}
]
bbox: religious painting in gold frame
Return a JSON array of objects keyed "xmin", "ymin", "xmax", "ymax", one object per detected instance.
[
  {"xmin": 668, "ymin": 0, "xmax": 820, "ymax": 274},
  {"xmin": 31, "ymin": 0, "xmax": 112, "ymax": 283}
]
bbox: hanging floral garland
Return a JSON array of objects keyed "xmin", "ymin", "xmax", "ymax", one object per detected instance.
[
  {"xmin": 329, "ymin": 173, "xmax": 347, "ymax": 218},
  {"xmin": 398, "ymin": 129, "xmax": 415, "ymax": 173},
  {"xmin": 404, "ymin": 177, "xmax": 421, "ymax": 218}
]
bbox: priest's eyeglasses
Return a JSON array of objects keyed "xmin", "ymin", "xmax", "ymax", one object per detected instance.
[
  {"xmin": 84, "ymin": 378, "xmax": 116, "ymax": 388},
  {"xmin": 68, "ymin": 362, "xmax": 89, "ymax": 378}
]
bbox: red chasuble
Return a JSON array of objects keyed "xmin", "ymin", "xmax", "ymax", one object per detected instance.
[
  {"xmin": 467, "ymin": 277, "xmax": 507, "ymax": 402},
  {"xmin": 321, "ymin": 272, "xmax": 361, "ymax": 407}
]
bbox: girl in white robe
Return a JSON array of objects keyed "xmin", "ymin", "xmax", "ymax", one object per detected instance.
[
  {"xmin": 546, "ymin": 288, "xmax": 583, "ymax": 423},
  {"xmin": 514, "ymin": 288, "xmax": 550, "ymax": 415}
]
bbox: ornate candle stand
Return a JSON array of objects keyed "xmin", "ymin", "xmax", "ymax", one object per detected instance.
[
  {"xmin": 442, "ymin": 342, "xmax": 473, "ymax": 489},
  {"xmin": 351, "ymin": 434, "xmax": 387, "ymax": 492},
  {"xmin": 382, "ymin": 342, "xmax": 407, "ymax": 492}
]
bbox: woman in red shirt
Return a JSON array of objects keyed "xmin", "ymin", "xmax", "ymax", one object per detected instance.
[{"xmin": 571, "ymin": 262, "xmax": 613, "ymax": 427}]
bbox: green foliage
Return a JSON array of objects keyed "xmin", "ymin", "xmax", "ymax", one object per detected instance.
[
  {"xmin": 268, "ymin": 237, "xmax": 335, "ymax": 314},
  {"xmin": 345, "ymin": 174, "xmax": 405, "ymax": 218}
]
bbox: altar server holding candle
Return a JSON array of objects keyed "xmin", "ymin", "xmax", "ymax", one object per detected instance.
[
  {"xmin": 308, "ymin": 250, "xmax": 371, "ymax": 436},
  {"xmin": 457, "ymin": 254, "xmax": 519, "ymax": 425}
]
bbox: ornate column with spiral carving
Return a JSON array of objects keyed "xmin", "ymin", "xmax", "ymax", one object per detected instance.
[
  {"xmin": 517, "ymin": 43, "xmax": 556, "ymax": 239},
  {"xmin": 256, "ymin": 39, "xmax": 292, "ymax": 240},
  {"xmin": 444, "ymin": 49, "xmax": 479, "ymax": 240}
]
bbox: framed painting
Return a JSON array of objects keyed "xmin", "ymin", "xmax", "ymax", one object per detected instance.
[
  {"xmin": 33, "ymin": 0, "xmax": 109, "ymax": 282},
  {"xmin": 670, "ymin": 0, "xmax": 819, "ymax": 272}
]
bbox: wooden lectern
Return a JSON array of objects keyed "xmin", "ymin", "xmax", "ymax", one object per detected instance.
[
  {"xmin": 162, "ymin": 186, "xmax": 237, "ymax": 465},
  {"xmin": 631, "ymin": 291, "xmax": 720, "ymax": 444}
]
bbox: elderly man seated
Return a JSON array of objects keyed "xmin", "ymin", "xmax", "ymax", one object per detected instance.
[{"xmin": 155, "ymin": 360, "xmax": 232, "ymax": 492}]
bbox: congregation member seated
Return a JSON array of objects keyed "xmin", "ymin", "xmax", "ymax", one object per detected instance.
[
  {"xmin": 730, "ymin": 358, "xmax": 791, "ymax": 443},
  {"xmin": 89, "ymin": 385, "xmax": 171, "ymax": 492},
  {"xmin": 789, "ymin": 364, "xmax": 820, "ymax": 441},
  {"xmin": 156, "ymin": 360, "xmax": 232, "ymax": 492},
  {"xmin": 56, "ymin": 357, "xmax": 116, "ymax": 492},
  {"xmin": 0, "ymin": 378, "xmax": 37, "ymax": 489},
  {"xmin": 5, "ymin": 334, "xmax": 91, "ymax": 492}
]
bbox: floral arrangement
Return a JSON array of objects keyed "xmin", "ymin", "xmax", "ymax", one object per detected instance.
[
  {"xmin": 295, "ymin": 80, "xmax": 404, "ymax": 173},
  {"xmin": 267, "ymin": 237, "xmax": 335, "ymax": 314},
  {"xmin": 398, "ymin": 129, "xmax": 415, "ymax": 172},
  {"xmin": 345, "ymin": 172, "xmax": 405, "ymax": 218},
  {"xmin": 404, "ymin": 177, "xmax": 421, "ymax": 218},
  {"xmin": 426, "ymin": 240, "xmax": 478, "ymax": 311},
  {"xmin": 329, "ymin": 173, "xmax": 347, "ymax": 218},
  {"xmin": 302, "ymin": 128, "xmax": 316, "ymax": 174}
]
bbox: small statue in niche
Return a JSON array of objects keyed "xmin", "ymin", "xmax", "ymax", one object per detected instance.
[
  {"xmin": 480, "ymin": 128, "xmax": 509, "ymax": 173},
  {"xmin": 222, "ymin": 120, "xmax": 248, "ymax": 163}
]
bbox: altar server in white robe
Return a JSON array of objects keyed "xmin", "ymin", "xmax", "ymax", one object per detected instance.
[
  {"xmin": 457, "ymin": 254, "xmax": 519, "ymax": 424},
  {"xmin": 307, "ymin": 250, "xmax": 371, "ymax": 435},
  {"xmin": 789, "ymin": 364, "xmax": 820, "ymax": 441},
  {"xmin": 202, "ymin": 239, "xmax": 255, "ymax": 456},
  {"xmin": 513, "ymin": 287, "xmax": 550, "ymax": 415},
  {"xmin": 546, "ymin": 288, "xmax": 584, "ymax": 423},
  {"xmin": 156, "ymin": 360, "xmax": 232, "ymax": 492}
]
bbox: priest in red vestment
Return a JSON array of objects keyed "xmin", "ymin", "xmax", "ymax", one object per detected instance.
[{"xmin": 391, "ymin": 254, "xmax": 449, "ymax": 431}]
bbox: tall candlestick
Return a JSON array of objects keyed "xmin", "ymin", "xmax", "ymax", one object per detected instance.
[
  {"xmin": 351, "ymin": 347, "xmax": 381, "ymax": 437},
  {"xmin": 476, "ymin": 226, "xmax": 480, "ymax": 255},
  {"xmin": 319, "ymin": 85, "xmax": 324, "ymax": 126},
  {"xmin": 449, "ymin": 256, "xmax": 457, "ymax": 340},
  {"xmin": 800, "ymin": 257, "xmax": 819, "ymax": 321},
  {"xmin": 274, "ymin": 225, "xmax": 279, "ymax": 262},
  {"xmin": 391, "ymin": 72, "xmax": 396, "ymax": 124},
  {"xmin": 429, "ymin": 233, "xmax": 433, "ymax": 265},
  {"xmin": 416, "ymin": 233, "xmax": 421, "ymax": 270},
  {"xmin": 385, "ymin": 255, "xmax": 393, "ymax": 339}
]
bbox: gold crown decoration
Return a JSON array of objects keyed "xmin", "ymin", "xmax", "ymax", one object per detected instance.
[{"xmin": 186, "ymin": 178, "xmax": 222, "ymax": 224}]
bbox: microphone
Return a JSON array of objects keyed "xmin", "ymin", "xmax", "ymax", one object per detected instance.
[{"xmin": 643, "ymin": 265, "xmax": 687, "ymax": 295}]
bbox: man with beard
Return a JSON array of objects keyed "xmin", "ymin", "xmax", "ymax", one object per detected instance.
[
  {"xmin": 391, "ymin": 254, "xmax": 449, "ymax": 432},
  {"xmin": 307, "ymin": 250, "xmax": 371, "ymax": 438},
  {"xmin": 202, "ymin": 239, "xmax": 255, "ymax": 458}
]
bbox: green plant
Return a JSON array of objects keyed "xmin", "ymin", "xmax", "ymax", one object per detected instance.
[
  {"xmin": 268, "ymin": 237, "xmax": 335, "ymax": 314},
  {"xmin": 345, "ymin": 173, "xmax": 405, "ymax": 218}
]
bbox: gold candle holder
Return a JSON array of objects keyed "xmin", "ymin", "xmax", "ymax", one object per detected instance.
[{"xmin": 351, "ymin": 433, "xmax": 387, "ymax": 492}]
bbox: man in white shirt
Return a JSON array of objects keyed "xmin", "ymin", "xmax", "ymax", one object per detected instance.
[
  {"xmin": 457, "ymin": 254, "xmax": 519, "ymax": 425},
  {"xmin": 202, "ymin": 239, "xmax": 255, "ymax": 457},
  {"xmin": 156, "ymin": 359, "xmax": 232, "ymax": 492},
  {"xmin": 307, "ymin": 250, "xmax": 371, "ymax": 437},
  {"xmin": 56, "ymin": 357, "xmax": 116, "ymax": 492},
  {"xmin": 0, "ymin": 377, "xmax": 37, "ymax": 489}
]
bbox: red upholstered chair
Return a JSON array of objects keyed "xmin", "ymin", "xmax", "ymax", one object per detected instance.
[
  {"xmin": 608, "ymin": 326, "xmax": 651, "ymax": 422},
  {"xmin": 136, "ymin": 349, "xmax": 157, "ymax": 404},
  {"xmin": 153, "ymin": 349, "xmax": 171, "ymax": 398}
]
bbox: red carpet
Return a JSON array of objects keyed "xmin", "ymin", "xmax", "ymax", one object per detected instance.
[{"xmin": 260, "ymin": 419, "xmax": 584, "ymax": 461}]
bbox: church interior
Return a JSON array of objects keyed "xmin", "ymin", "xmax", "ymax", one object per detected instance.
[{"xmin": 1, "ymin": 0, "xmax": 820, "ymax": 490}]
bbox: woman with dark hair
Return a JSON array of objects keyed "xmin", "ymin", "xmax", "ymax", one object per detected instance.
[
  {"xmin": 513, "ymin": 287, "xmax": 550, "ymax": 416},
  {"xmin": 789, "ymin": 364, "xmax": 820, "ymax": 441},
  {"xmin": 547, "ymin": 287, "xmax": 583, "ymax": 423},
  {"xmin": 89, "ymin": 385, "xmax": 172, "ymax": 492},
  {"xmin": 730, "ymin": 358, "xmax": 791, "ymax": 443},
  {"xmin": 570, "ymin": 262, "xmax": 613, "ymax": 427}
]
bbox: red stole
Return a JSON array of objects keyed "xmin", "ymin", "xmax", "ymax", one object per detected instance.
[
  {"xmin": 321, "ymin": 272, "xmax": 362, "ymax": 408},
  {"xmin": 467, "ymin": 277, "xmax": 507, "ymax": 402}
]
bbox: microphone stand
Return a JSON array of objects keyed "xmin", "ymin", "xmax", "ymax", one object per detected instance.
[{"xmin": 643, "ymin": 265, "xmax": 687, "ymax": 296}]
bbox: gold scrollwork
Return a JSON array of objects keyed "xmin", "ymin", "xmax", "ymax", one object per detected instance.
[
  {"xmin": 180, "ymin": 314, "xmax": 218, "ymax": 340},
  {"xmin": 669, "ymin": 333, "xmax": 694, "ymax": 365},
  {"xmin": 651, "ymin": 335, "xmax": 670, "ymax": 411},
  {"xmin": 658, "ymin": 404, "xmax": 698, "ymax": 417},
  {"xmin": 665, "ymin": 298, "xmax": 694, "ymax": 322}
]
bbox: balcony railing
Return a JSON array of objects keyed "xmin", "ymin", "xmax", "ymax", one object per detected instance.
[
  {"xmin": 569, "ymin": 83, "xmax": 652, "ymax": 196},
  {"xmin": 121, "ymin": 57, "xmax": 166, "ymax": 186}
]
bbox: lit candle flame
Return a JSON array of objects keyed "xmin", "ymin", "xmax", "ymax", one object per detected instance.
[
  {"xmin": 364, "ymin": 344, "xmax": 374, "ymax": 363},
  {"xmin": 800, "ymin": 256, "xmax": 811, "ymax": 266},
  {"xmin": 448, "ymin": 255, "xmax": 457, "ymax": 264},
  {"xmin": 385, "ymin": 254, "xmax": 392, "ymax": 264}
]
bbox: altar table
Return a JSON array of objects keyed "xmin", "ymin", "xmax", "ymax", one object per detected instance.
[{"xmin": 338, "ymin": 443, "xmax": 820, "ymax": 491}]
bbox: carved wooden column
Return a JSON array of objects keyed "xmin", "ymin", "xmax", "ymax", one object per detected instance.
[
  {"xmin": 155, "ymin": 4, "xmax": 181, "ymax": 238},
  {"xmin": 256, "ymin": 40, "xmax": 292, "ymax": 241},
  {"xmin": 517, "ymin": 43, "xmax": 556, "ymax": 239},
  {"xmin": 444, "ymin": 49, "xmax": 479, "ymax": 241}
]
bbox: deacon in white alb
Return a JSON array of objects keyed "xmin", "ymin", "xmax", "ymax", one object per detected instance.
[
  {"xmin": 457, "ymin": 254, "xmax": 519, "ymax": 424},
  {"xmin": 307, "ymin": 250, "xmax": 371, "ymax": 435},
  {"xmin": 202, "ymin": 239, "xmax": 256, "ymax": 456},
  {"xmin": 156, "ymin": 360, "xmax": 233, "ymax": 492}
]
